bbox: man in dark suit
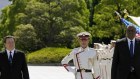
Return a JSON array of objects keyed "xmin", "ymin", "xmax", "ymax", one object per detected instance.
[
  {"xmin": 111, "ymin": 25, "xmax": 140, "ymax": 79},
  {"xmin": 0, "ymin": 35, "xmax": 30, "ymax": 79}
]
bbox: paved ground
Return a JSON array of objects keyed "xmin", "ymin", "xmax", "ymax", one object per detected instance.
[{"xmin": 28, "ymin": 66, "xmax": 75, "ymax": 79}]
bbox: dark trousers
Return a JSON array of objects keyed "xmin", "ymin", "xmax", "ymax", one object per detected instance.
[{"xmin": 127, "ymin": 71, "xmax": 139, "ymax": 79}]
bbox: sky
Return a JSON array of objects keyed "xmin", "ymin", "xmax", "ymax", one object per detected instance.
[{"xmin": 0, "ymin": 0, "xmax": 11, "ymax": 10}]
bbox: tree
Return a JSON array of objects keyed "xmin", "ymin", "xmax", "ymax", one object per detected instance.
[
  {"xmin": 13, "ymin": 24, "xmax": 40, "ymax": 52},
  {"xmin": 1, "ymin": 0, "xmax": 90, "ymax": 49},
  {"xmin": 0, "ymin": 0, "xmax": 28, "ymax": 36},
  {"xmin": 18, "ymin": 0, "xmax": 89, "ymax": 48},
  {"xmin": 1, "ymin": 0, "xmax": 140, "ymax": 50},
  {"xmin": 89, "ymin": 0, "xmax": 140, "ymax": 44},
  {"xmin": 85, "ymin": 0, "xmax": 101, "ymax": 27}
]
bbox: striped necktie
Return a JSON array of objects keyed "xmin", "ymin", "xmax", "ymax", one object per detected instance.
[{"xmin": 9, "ymin": 51, "xmax": 13, "ymax": 63}]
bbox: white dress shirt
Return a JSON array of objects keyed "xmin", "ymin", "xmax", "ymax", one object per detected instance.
[
  {"xmin": 6, "ymin": 49, "xmax": 15, "ymax": 58},
  {"xmin": 127, "ymin": 38, "xmax": 135, "ymax": 54}
]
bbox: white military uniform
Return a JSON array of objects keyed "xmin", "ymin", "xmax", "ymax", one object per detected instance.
[
  {"xmin": 61, "ymin": 47, "xmax": 100, "ymax": 79},
  {"xmin": 96, "ymin": 45, "xmax": 108, "ymax": 79}
]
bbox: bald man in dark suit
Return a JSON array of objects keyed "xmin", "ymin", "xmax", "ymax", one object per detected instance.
[{"xmin": 111, "ymin": 25, "xmax": 140, "ymax": 79}]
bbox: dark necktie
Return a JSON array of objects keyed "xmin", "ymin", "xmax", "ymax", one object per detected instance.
[
  {"xmin": 9, "ymin": 51, "xmax": 12, "ymax": 63},
  {"xmin": 130, "ymin": 41, "xmax": 133, "ymax": 57}
]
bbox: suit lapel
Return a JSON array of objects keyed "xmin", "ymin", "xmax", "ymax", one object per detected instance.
[
  {"xmin": 134, "ymin": 38, "xmax": 139, "ymax": 57},
  {"xmin": 3, "ymin": 50, "xmax": 9, "ymax": 63},
  {"xmin": 3, "ymin": 50, "xmax": 11, "ymax": 67},
  {"xmin": 12, "ymin": 50, "xmax": 17, "ymax": 66},
  {"xmin": 125, "ymin": 38, "xmax": 130, "ymax": 51},
  {"xmin": 124, "ymin": 38, "xmax": 131, "ymax": 57}
]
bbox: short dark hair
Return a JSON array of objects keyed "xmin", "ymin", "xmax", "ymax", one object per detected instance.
[{"xmin": 3, "ymin": 35, "xmax": 15, "ymax": 43}]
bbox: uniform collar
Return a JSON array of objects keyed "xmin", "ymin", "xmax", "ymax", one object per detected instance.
[{"xmin": 79, "ymin": 46, "xmax": 89, "ymax": 52}]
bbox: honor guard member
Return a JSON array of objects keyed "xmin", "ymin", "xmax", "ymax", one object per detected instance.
[
  {"xmin": 105, "ymin": 40, "xmax": 116, "ymax": 79},
  {"xmin": 61, "ymin": 32, "xmax": 101, "ymax": 79},
  {"xmin": 109, "ymin": 40, "xmax": 116, "ymax": 58}
]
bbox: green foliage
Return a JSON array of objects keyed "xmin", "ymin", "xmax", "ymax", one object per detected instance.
[
  {"xmin": 27, "ymin": 47, "xmax": 71, "ymax": 64},
  {"xmin": 92, "ymin": 2, "xmax": 120, "ymax": 39},
  {"xmin": 0, "ymin": 0, "xmax": 89, "ymax": 50},
  {"xmin": 84, "ymin": 0, "xmax": 101, "ymax": 27},
  {"xmin": 1, "ymin": 0, "xmax": 140, "ymax": 51},
  {"xmin": 22, "ymin": 1, "xmax": 49, "ymax": 47},
  {"xmin": 13, "ymin": 24, "xmax": 40, "ymax": 52},
  {"xmin": 59, "ymin": 26, "xmax": 85, "ymax": 48},
  {"xmin": 0, "ymin": 0, "xmax": 28, "ymax": 36},
  {"xmin": 19, "ymin": 0, "xmax": 89, "ymax": 48},
  {"xmin": 90, "ymin": 0, "xmax": 140, "ymax": 41}
]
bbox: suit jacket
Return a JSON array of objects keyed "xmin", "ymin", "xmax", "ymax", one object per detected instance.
[
  {"xmin": 0, "ymin": 49, "xmax": 29, "ymax": 79},
  {"xmin": 111, "ymin": 38, "xmax": 140, "ymax": 79}
]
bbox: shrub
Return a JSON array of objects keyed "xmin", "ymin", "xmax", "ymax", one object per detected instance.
[{"xmin": 27, "ymin": 47, "xmax": 71, "ymax": 64}]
